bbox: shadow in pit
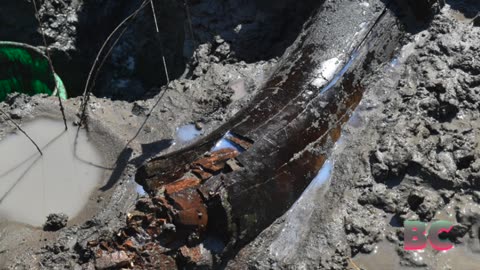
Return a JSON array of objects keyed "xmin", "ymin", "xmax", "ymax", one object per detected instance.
[
  {"xmin": 130, "ymin": 140, "xmax": 174, "ymax": 167},
  {"xmin": 99, "ymin": 139, "xmax": 173, "ymax": 191},
  {"xmin": 0, "ymin": 0, "xmax": 42, "ymax": 45},
  {"xmin": 389, "ymin": 214, "xmax": 403, "ymax": 227},
  {"xmin": 98, "ymin": 77, "xmax": 173, "ymax": 191},
  {"xmin": 447, "ymin": 0, "xmax": 480, "ymax": 18},
  {"xmin": 224, "ymin": 0, "xmax": 324, "ymax": 63},
  {"xmin": 381, "ymin": 0, "xmax": 444, "ymax": 33},
  {"xmin": 99, "ymin": 148, "xmax": 133, "ymax": 192},
  {"xmin": 51, "ymin": 0, "xmax": 185, "ymax": 101}
]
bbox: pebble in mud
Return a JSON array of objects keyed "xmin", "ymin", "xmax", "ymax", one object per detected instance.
[
  {"xmin": 43, "ymin": 213, "xmax": 69, "ymax": 231},
  {"xmin": 407, "ymin": 188, "xmax": 444, "ymax": 221}
]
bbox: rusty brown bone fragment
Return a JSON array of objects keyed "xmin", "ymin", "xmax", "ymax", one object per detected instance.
[{"xmin": 116, "ymin": 7, "xmax": 405, "ymax": 270}]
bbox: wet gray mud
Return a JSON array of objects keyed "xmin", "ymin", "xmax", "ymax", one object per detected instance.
[
  {"xmin": 1, "ymin": 0, "xmax": 480, "ymax": 269},
  {"xmin": 230, "ymin": 1, "xmax": 480, "ymax": 270}
]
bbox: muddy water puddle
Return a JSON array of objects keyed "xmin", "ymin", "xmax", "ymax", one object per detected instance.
[
  {"xmin": 352, "ymin": 199, "xmax": 480, "ymax": 270},
  {"xmin": 351, "ymin": 241, "xmax": 402, "ymax": 270},
  {"xmin": 352, "ymin": 240, "xmax": 480, "ymax": 270},
  {"xmin": 0, "ymin": 118, "xmax": 106, "ymax": 227},
  {"xmin": 175, "ymin": 124, "xmax": 202, "ymax": 143}
]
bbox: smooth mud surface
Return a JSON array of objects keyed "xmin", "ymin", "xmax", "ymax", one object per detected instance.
[{"xmin": 0, "ymin": 118, "xmax": 105, "ymax": 227}]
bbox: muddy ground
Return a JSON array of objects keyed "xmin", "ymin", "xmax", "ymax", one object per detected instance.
[
  {"xmin": 0, "ymin": 0, "xmax": 480, "ymax": 269},
  {"xmin": 229, "ymin": 2, "xmax": 480, "ymax": 269}
]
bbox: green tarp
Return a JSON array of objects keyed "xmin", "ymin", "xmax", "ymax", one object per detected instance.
[{"xmin": 0, "ymin": 41, "xmax": 67, "ymax": 101}]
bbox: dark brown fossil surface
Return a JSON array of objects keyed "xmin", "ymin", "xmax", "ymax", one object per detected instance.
[{"xmin": 117, "ymin": 2, "xmax": 409, "ymax": 268}]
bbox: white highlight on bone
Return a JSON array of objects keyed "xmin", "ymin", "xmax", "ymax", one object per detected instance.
[{"xmin": 311, "ymin": 57, "xmax": 342, "ymax": 88}]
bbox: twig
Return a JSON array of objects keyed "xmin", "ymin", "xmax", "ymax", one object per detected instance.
[
  {"xmin": 125, "ymin": 87, "xmax": 169, "ymax": 148},
  {"xmin": 348, "ymin": 258, "xmax": 363, "ymax": 270},
  {"xmin": 31, "ymin": 0, "xmax": 68, "ymax": 131},
  {"xmin": 0, "ymin": 108, "xmax": 43, "ymax": 155},
  {"xmin": 162, "ymin": 56, "xmax": 170, "ymax": 84},
  {"xmin": 79, "ymin": 24, "xmax": 129, "ymax": 126},
  {"xmin": 150, "ymin": 0, "xmax": 160, "ymax": 33},
  {"xmin": 150, "ymin": 0, "xmax": 170, "ymax": 84},
  {"xmin": 73, "ymin": 0, "xmax": 149, "ymax": 168},
  {"xmin": 78, "ymin": 0, "xmax": 150, "ymax": 127},
  {"xmin": 184, "ymin": 0, "xmax": 197, "ymax": 48},
  {"xmin": 121, "ymin": 0, "xmax": 171, "ymax": 151}
]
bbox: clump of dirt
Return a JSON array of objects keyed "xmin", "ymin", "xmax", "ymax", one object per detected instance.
[{"xmin": 44, "ymin": 213, "xmax": 69, "ymax": 231}]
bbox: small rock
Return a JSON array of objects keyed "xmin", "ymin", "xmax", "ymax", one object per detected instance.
[
  {"xmin": 358, "ymin": 184, "xmax": 399, "ymax": 213},
  {"xmin": 81, "ymin": 262, "xmax": 95, "ymax": 270},
  {"xmin": 95, "ymin": 251, "xmax": 130, "ymax": 270},
  {"xmin": 179, "ymin": 244, "xmax": 213, "ymax": 267},
  {"xmin": 440, "ymin": 224, "xmax": 469, "ymax": 244},
  {"xmin": 455, "ymin": 197, "xmax": 480, "ymax": 226},
  {"xmin": 226, "ymin": 158, "xmax": 242, "ymax": 171},
  {"xmin": 471, "ymin": 159, "xmax": 480, "ymax": 173},
  {"xmin": 9, "ymin": 109, "xmax": 22, "ymax": 119},
  {"xmin": 386, "ymin": 231, "xmax": 399, "ymax": 243},
  {"xmin": 407, "ymin": 190, "xmax": 424, "ymax": 211},
  {"xmin": 214, "ymin": 35, "xmax": 224, "ymax": 44},
  {"xmin": 162, "ymin": 223, "xmax": 176, "ymax": 233},
  {"xmin": 195, "ymin": 121, "xmax": 204, "ymax": 130},
  {"xmin": 131, "ymin": 102, "xmax": 149, "ymax": 116},
  {"xmin": 404, "ymin": 188, "xmax": 443, "ymax": 221},
  {"xmin": 472, "ymin": 191, "xmax": 480, "ymax": 203},
  {"xmin": 399, "ymin": 86, "xmax": 416, "ymax": 97}
]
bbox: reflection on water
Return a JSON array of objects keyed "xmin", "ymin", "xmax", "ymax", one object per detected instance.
[
  {"xmin": 135, "ymin": 183, "xmax": 146, "ymax": 196},
  {"xmin": 175, "ymin": 124, "xmax": 201, "ymax": 143},
  {"xmin": 211, "ymin": 132, "xmax": 246, "ymax": 152},
  {"xmin": 310, "ymin": 159, "xmax": 333, "ymax": 188}
]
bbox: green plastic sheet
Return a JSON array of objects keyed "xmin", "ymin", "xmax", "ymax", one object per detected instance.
[{"xmin": 0, "ymin": 41, "xmax": 67, "ymax": 101}]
